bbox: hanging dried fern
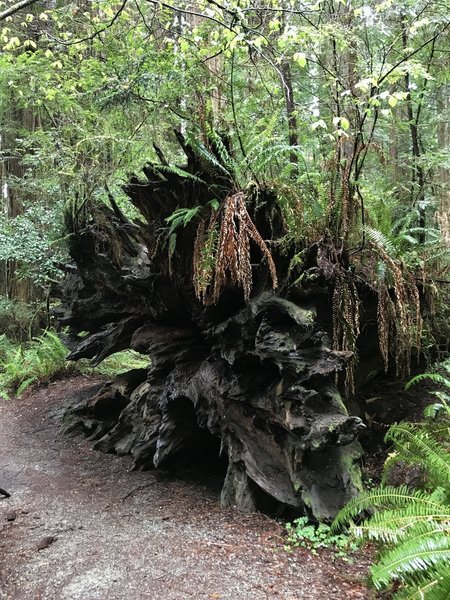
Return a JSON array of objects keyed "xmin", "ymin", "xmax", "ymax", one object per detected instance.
[
  {"xmin": 371, "ymin": 242, "xmax": 423, "ymax": 378},
  {"xmin": 332, "ymin": 271, "xmax": 361, "ymax": 395},
  {"xmin": 377, "ymin": 284, "xmax": 394, "ymax": 373},
  {"xmin": 212, "ymin": 191, "xmax": 278, "ymax": 303},
  {"xmin": 193, "ymin": 191, "xmax": 278, "ymax": 304},
  {"xmin": 316, "ymin": 242, "xmax": 361, "ymax": 396}
]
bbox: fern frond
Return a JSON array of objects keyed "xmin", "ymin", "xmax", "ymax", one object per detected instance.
[
  {"xmin": 394, "ymin": 564, "xmax": 450, "ymax": 600},
  {"xmin": 156, "ymin": 164, "xmax": 207, "ymax": 184},
  {"xmin": 371, "ymin": 535, "xmax": 450, "ymax": 589},
  {"xmin": 254, "ymin": 144, "xmax": 305, "ymax": 170},
  {"xmin": 16, "ymin": 376, "xmax": 37, "ymax": 396},
  {"xmin": 430, "ymin": 565, "xmax": 450, "ymax": 600},
  {"xmin": 365, "ymin": 226, "xmax": 397, "ymax": 257},
  {"xmin": 331, "ymin": 486, "xmax": 442, "ymax": 531},
  {"xmin": 384, "ymin": 423, "xmax": 450, "ymax": 486},
  {"xmin": 352, "ymin": 510, "xmax": 450, "ymax": 543},
  {"xmin": 165, "ymin": 206, "xmax": 203, "ymax": 235},
  {"xmin": 405, "ymin": 373, "xmax": 450, "ymax": 390},
  {"xmin": 200, "ymin": 127, "xmax": 236, "ymax": 169},
  {"xmin": 188, "ymin": 138, "xmax": 234, "ymax": 178},
  {"xmin": 337, "ymin": 388, "xmax": 450, "ymax": 599},
  {"xmin": 40, "ymin": 331, "xmax": 68, "ymax": 361},
  {"xmin": 424, "ymin": 402, "xmax": 450, "ymax": 419}
]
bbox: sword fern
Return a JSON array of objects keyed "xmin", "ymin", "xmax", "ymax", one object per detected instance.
[{"xmin": 332, "ymin": 377, "xmax": 450, "ymax": 599}]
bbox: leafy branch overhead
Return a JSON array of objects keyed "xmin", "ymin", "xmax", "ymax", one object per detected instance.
[{"xmin": 0, "ymin": 0, "xmax": 39, "ymax": 23}]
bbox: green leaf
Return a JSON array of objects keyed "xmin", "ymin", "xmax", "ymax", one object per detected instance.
[
  {"xmin": 293, "ymin": 52, "xmax": 307, "ymax": 68},
  {"xmin": 311, "ymin": 119, "xmax": 327, "ymax": 131},
  {"xmin": 388, "ymin": 95, "xmax": 398, "ymax": 108},
  {"xmin": 209, "ymin": 199, "xmax": 220, "ymax": 211}
]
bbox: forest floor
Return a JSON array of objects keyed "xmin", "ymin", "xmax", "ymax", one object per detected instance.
[{"xmin": 0, "ymin": 376, "xmax": 377, "ymax": 600}]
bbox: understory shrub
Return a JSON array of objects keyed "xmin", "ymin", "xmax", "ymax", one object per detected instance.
[
  {"xmin": 0, "ymin": 331, "xmax": 149, "ymax": 399},
  {"xmin": 0, "ymin": 330, "xmax": 76, "ymax": 398},
  {"xmin": 0, "ymin": 297, "xmax": 47, "ymax": 342}
]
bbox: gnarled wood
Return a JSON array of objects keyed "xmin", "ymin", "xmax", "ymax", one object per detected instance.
[{"xmin": 58, "ymin": 133, "xmax": 369, "ymax": 519}]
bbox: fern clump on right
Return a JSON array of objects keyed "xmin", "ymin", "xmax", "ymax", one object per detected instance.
[{"xmin": 332, "ymin": 367, "xmax": 450, "ymax": 599}]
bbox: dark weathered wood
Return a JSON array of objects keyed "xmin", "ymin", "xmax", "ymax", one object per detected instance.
[
  {"xmin": 0, "ymin": 487, "xmax": 10, "ymax": 498},
  {"xmin": 57, "ymin": 133, "xmax": 372, "ymax": 519}
]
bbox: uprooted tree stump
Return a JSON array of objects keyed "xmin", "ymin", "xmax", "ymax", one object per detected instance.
[{"xmin": 56, "ymin": 133, "xmax": 386, "ymax": 520}]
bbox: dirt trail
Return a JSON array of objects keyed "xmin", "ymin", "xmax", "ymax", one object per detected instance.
[{"xmin": 0, "ymin": 377, "xmax": 371, "ymax": 600}]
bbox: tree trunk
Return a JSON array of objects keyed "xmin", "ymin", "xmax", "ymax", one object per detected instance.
[
  {"xmin": 281, "ymin": 59, "xmax": 299, "ymax": 175},
  {"xmin": 57, "ymin": 133, "xmax": 370, "ymax": 520},
  {"xmin": 402, "ymin": 21, "xmax": 426, "ymax": 243},
  {"xmin": 0, "ymin": 107, "xmax": 41, "ymax": 302},
  {"xmin": 436, "ymin": 85, "xmax": 450, "ymax": 246}
]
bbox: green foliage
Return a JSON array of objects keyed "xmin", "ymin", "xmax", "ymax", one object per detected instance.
[
  {"xmin": 0, "ymin": 206, "xmax": 65, "ymax": 286},
  {"xmin": 332, "ymin": 374, "xmax": 450, "ymax": 598},
  {"xmin": 284, "ymin": 516, "xmax": 360, "ymax": 559},
  {"xmin": 165, "ymin": 206, "xmax": 204, "ymax": 235},
  {"xmin": 0, "ymin": 330, "xmax": 76, "ymax": 398},
  {"xmin": 0, "ymin": 296, "xmax": 46, "ymax": 342},
  {"xmin": 405, "ymin": 361, "xmax": 450, "ymax": 419},
  {"xmin": 89, "ymin": 350, "xmax": 149, "ymax": 378},
  {"xmin": 383, "ymin": 423, "xmax": 450, "ymax": 488},
  {"xmin": 0, "ymin": 332, "xmax": 150, "ymax": 399}
]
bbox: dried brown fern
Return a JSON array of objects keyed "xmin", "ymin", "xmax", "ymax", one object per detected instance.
[
  {"xmin": 194, "ymin": 192, "xmax": 278, "ymax": 304},
  {"xmin": 325, "ymin": 138, "xmax": 359, "ymax": 245},
  {"xmin": 317, "ymin": 242, "xmax": 361, "ymax": 395},
  {"xmin": 371, "ymin": 242, "xmax": 423, "ymax": 378},
  {"xmin": 332, "ymin": 271, "xmax": 360, "ymax": 395},
  {"xmin": 377, "ymin": 284, "xmax": 394, "ymax": 372}
]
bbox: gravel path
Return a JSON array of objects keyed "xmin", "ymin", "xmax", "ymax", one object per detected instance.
[{"xmin": 0, "ymin": 377, "xmax": 372, "ymax": 599}]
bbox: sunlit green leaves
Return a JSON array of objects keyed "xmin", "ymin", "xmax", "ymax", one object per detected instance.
[{"xmin": 293, "ymin": 52, "xmax": 307, "ymax": 68}]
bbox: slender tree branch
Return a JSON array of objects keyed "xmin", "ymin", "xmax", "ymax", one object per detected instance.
[
  {"xmin": 144, "ymin": 0, "xmax": 235, "ymax": 33},
  {"xmin": 378, "ymin": 24, "xmax": 450, "ymax": 86},
  {"xmin": 415, "ymin": 35, "xmax": 437, "ymax": 129},
  {"xmin": 47, "ymin": 0, "xmax": 129, "ymax": 46},
  {"xmin": 134, "ymin": 0, "xmax": 152, "ymax": 31},
  {"xmin": 0, "ymin": 0, "xmax": 39, "ymax": 22}
]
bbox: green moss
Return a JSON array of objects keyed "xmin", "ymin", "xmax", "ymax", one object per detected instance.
[{"xmin": 339, "ymin": 444, "xmax": 364, "ymax": 494}]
